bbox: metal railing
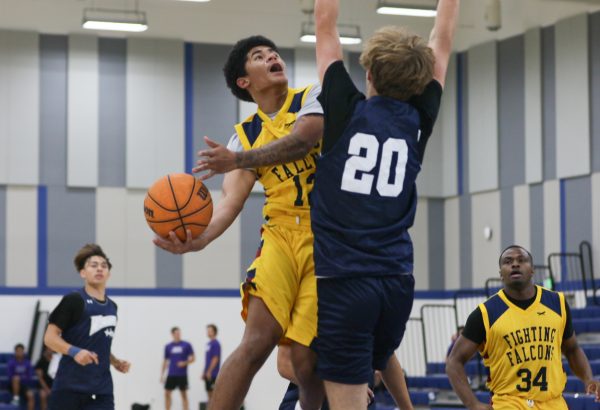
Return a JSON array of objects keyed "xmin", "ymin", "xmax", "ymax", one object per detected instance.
[
  {"xmin": 420, "ymin": 304, "xmax": 457, "ymax": 369},
  {"xmin": 548, "ymin": 252, "xmax": 587, "ymax": 308},
  {"xmin": 453, "ymin": 290, "xmax": 487, "ymax": 328},
  {"xmin": 397, "ymin": 318, "xmax": 427, "ymax": 376},
  {"xmin": 28, "ymin": 300, "xmax": 49, "ymax": 364}
]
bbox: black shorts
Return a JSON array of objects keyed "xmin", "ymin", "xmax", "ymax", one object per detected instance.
[
  {"xmin": 204, "ymin": 378, "xmax": 216, "ymax": 392},
  {"xmin": 315, "ymin": 274, "xmax": 414, "ymax": 384},
  {"xmin": 48, "ymin": 391, "xmax": 114, "ymax": 410},
  {"xmin": 165, "ymin": 375, "xmax": 188, "ymax": 391}
]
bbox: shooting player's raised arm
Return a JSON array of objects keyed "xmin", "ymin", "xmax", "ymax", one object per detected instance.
[
  {"xmin": 428, "ymin": 0, "xmax": 460, "ymax": 88},
  {"xmin": 315, "ymin": 0, "xmax": 344, "ymax": 85}
]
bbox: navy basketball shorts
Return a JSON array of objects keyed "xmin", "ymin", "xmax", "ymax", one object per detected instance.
[
  {"xmin": 48, "ymin": 390, "xmax": 114, "ymax": 410},
  {"xmin": 315, "ymin": 274, "xmax": 415, "ymax": 384}
]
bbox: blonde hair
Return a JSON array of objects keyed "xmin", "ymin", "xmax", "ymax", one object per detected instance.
[{"xmin": 359, "ymin": 26, "xmax": 434, "ymax": 101}]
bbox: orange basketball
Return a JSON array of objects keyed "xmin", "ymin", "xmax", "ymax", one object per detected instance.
[{"xmin": 144, "ymin": 173, "xmax": 213, "ymax": 241}]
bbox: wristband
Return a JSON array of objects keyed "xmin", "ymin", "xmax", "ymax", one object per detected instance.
[{"xmin": 67, "ymin": 346, "xmax": 82, "ymax": 357}]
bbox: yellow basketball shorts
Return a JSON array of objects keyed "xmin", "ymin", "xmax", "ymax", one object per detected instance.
[
  {"xmin": 491, "ymin": 394, "xmax": 567, "ymax": 409},
  {"xmin": 240, "ymin": 219, "xmax": 316, "ymax": 347}
]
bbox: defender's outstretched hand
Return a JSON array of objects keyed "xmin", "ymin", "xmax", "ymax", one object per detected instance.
[{"xmin": 193, "ymin": 136, "xmax": 238, "ymax": 180}]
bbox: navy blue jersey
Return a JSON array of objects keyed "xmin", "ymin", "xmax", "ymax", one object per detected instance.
[
  {"xmin": 51, "ymin": 289, "xmax": 118, "ymax": 395},
  {"xmin": 312, "ymin": 61, "xmax": 442, "ymax": 278}
]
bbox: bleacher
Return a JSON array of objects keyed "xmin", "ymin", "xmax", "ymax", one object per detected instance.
[
  {"xmin": 0, "ymin": 353, "xmax": 19, "ymax": 410},
  {"xmin": 0, "ymin": 352, "xmax": 38, "ymax": 410}
]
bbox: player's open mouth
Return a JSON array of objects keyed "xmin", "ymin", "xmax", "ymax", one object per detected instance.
[
  {"xmin": 510, "ymin": 271, "xmax": 522, "ymax": 279},
  {"xmin": 269, "ymin": 63, "xmax": 283, "ymax": 73}
]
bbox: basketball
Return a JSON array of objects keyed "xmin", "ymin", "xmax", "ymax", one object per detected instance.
[{"xmin": 144, "ymin": 173, "xmax": 213, "ymax": 242}]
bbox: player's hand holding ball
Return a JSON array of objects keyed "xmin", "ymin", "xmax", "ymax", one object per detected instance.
[{"xmin": 145, "ymin": 173, "xmax": 213, "ymax": 254}]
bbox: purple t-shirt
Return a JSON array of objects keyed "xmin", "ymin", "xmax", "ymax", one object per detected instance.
[
  {"xmin": 204, "ymin": 339, "xmax": 221, "ymax": 379},
  {"xmin": 7, "ymin": 358, "xmax": 33, "ymax": 381},
  {"xmin": 164, "ymin": 341, "xmax": 194, "ymax": 377}
]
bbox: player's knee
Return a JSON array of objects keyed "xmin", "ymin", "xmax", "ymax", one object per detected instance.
[
  {"xmin": 277, "ymin": 355, "xmax": 294, "ymax": 381},
  {"xmin": 293, "ymin": 360, "xmax": 315, "ymax": 385},
  {"xmin": 239, "ymin": 334, "xmax": 277, "ymax": 365},
  {"xmin": 291, "ymin": 353, "xmax": 317, "ymax": 385}
]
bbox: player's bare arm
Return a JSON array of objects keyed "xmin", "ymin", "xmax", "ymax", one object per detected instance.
[
  {"xmin": 314, "ymin": 0, "xmax": 344, "ymax": 85},
  {"xmin": 446, "ymin": 335, "xmax": 492, "ymax": 410},
  {"xmin": 428, "ymin": 0, "xmax": 460, "ymax": 87},
  {"xmin": 154, "ymin": 169, "xmax": 255, "ymax": 254},
  {"xmin": 562, "ymin": 335, "xmax": 600, "ymax": 401},
  {"xmin": 205, "ymin": 356, "xmax": 219, "ymax": 380},
  {"xmin": 161, "ymin": 359, "xmax": 168, "ymax": 383},
  {"xmin": 193, "ymin": 114, "xmax": 322, "ymax": 179},
  {"xmin": 44, "ymin": 323, "xmax": 98, "ymax": 366},
  {"xmin": 381, "ymin": 355, "xmax": 414, "ymax": 410}
]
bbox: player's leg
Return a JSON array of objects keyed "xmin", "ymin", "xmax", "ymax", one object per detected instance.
[
  {"xmin": 287, "ymin": 231, "xmax": 324, "ymax": 410},
  {"xmin": 291, "ymin": 343, "xmax": 324, "ymax": 410},
  {"xmin": 315, "ymin": 277, "xmax": 380, "ymax": 410},
  {"xmin": 164, "ymin": 386, "xmax": 172, "ymax": 410},
  {"xmin": 39, "ymin": 388, "xmax": 48, "ymax": 410},
  {"xmin": 205, "ymin": 378, "xmax": 214, "ymax": 402},
  {"xmin": 180, "ymin": 388, "xmax": 189, "ymax": 410},
  {"xmin": 25, "ymin": 388, "xmax": 34, "ymax": 410},
  {"xmin": 209, "ymin": 225, "xmax": 298, "ymax": 409},
  {"xmin": 324, "ymin": 381, "xmax": 369, "ymax": 410},
  {"xmin": 379, "ymin": 355, "xmax": 412, "ymax": 410},
  {"xmin": 277, "ymin": 344, "xmax": 297, "ymax": 383},
  {"xmin": 10, "ymin": 375, "xmax": 20, "ymax": 404},
  {"xmin": 372, "ymin": 275, "xmax": 414, "ymax": 409},
  {"xmin": 208, "ymin": 295, "xmax": 283, "ymax": 410}
]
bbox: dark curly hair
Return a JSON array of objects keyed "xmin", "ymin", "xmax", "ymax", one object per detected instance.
[{"xmin": 223, "ymin": 35, "xmax": 279, "ymax": 102}]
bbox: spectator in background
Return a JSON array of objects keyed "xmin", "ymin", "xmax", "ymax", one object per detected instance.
[
  {"xmin": 7, "ymin": 343, "xmax": 34, "ymax": 410},
  {"xmin": 35, "ymin": 346, "xmax": 55, "ymax": 410},
  {"xmin": 161, "ymin": 327, "xmax": 195, "ymax": 410},
  {"xmin": 203, "ymin": 324, "xmax": 221, "ymax": 404}
]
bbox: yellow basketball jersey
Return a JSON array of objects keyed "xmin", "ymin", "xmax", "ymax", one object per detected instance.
[
  {"xmin": 235, "ymin": 86, "xmax": 321, "ymax": 220},
  {"xmin": 479, "ymin": 286, "xmax": 567, "ymax": 405}
]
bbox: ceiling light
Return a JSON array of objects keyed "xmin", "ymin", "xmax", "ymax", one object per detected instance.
[
  {"xmin": 82, "ymin": 8, "xmax": 148, "ymax": 32},
  {"xmin": 376, "ymin": 1, "xmax": 437, "ymax": 17},
  {"xmin": 300, "ymin": 22, "xmax": 362, "ymax": 45}
]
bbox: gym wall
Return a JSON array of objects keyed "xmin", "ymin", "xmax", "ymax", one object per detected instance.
[{"xmin": 0, "ymin": 11, "xmax": 599, "ymax": 294}]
